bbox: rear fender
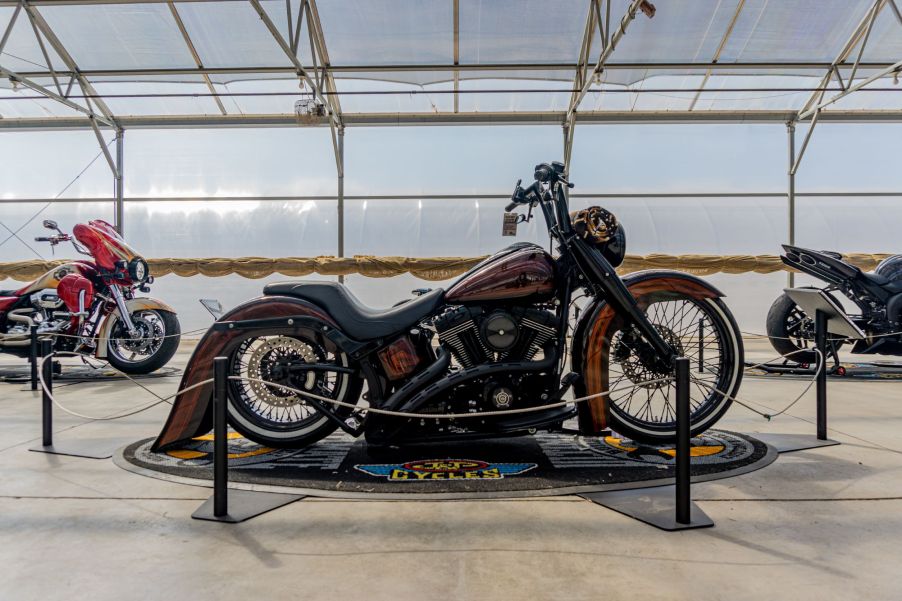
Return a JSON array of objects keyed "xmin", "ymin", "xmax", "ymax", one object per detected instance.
[
  {"xmin": 571, "ymin": 270, "xmax": 724, "ymax": 434},
  {"xmin": 95, "ymin": 297, "xmax": 177, "ymax": 359},
  {"xmin": 152, "ymin": 296, "xmax": 338, "ymax": 451}
]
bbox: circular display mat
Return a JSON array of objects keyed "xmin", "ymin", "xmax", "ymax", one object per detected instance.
[{"xmin": 117, "ymin": 429, "xmax": 775, "ymax": 500}]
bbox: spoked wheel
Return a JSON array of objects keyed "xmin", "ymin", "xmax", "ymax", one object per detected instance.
[
  {"xmin": 600, "ymin": 293, "xmax": 743, "ymax": 442},
  {"xmin": 227, "ymin": 331, "xmax": 361, "ymax": 448},
  {"xmin": 106, "ymin": 309, "xmax": 180, "ymax": 374}
]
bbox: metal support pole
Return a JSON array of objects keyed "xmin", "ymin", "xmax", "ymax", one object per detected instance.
[
  {"xmin": 40, "ymin": 339, "xmax": 53, "ymax": 447},
  {"xmin": 114, "ymin": 128, "xmax": 124, "ymax": 235},
  {"xmin": 787, "ymin": 122, "xmax": 796, "ymax": 287},
  {"xmin": 337, "ymin": 127, "xmax": 345, "ymax": 284},
  {"xmin": 213, "ymin": 356, "xmax": 228, "ymax": 518},
  {"xmin": 674, "ymin": 357, "xmax": 691, "ymax": 525},
  {"xmin": 815, "ymin": 310, "xmax": 828, "ymax": 440},
  {"xmin": 697, "ymin": 319, "xmax": 705, "ymax": 373},
  {"xmin": 29, "ymin": 325, "xmax": 39, "ymax": 391}
]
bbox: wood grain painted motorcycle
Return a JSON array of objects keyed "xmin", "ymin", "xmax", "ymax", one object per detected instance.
[{"xmin": 154, "ymin": 162, "xmax": 743, "ymax": 451}]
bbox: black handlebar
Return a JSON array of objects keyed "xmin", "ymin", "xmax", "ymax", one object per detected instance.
[{"xmin": 34, "ymin": 236, "xmax": 52, "ymax": 242}]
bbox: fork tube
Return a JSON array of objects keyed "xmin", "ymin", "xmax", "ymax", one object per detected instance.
[{"xmin": 109, "ymin": 285, "xmax": 137, "ymax": 335}]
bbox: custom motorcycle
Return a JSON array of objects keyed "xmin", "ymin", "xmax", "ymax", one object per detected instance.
[
  {"xmin": 767, "ymin": 245, "xmax": 902, "ymax": 363},
  {"xmin": 0, "ymin": 219, "xmax": 180, "ymax": 374},
  {"xmin": 154, "ymin": 162, "xmax": 743, "ymax": 452}
]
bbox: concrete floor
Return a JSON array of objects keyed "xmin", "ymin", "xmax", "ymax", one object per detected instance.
[{"xmin": 1, "ymin": 339, "xmax": 901, "ymax": 601}]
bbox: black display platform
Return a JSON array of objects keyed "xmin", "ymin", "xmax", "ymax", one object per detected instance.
[
  {"xmin": 117, "ymin": 429, "xmax": 775, "ymax": 500},
  {"xmin": 745, "ymin": 361, "xmax": 902, "ymax": 380}
]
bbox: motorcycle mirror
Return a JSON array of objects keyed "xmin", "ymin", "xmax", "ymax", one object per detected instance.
[
  {"xmin": 199, "ymin": 298, "xmax": 224, "ymax": 320},
  {"xmin": 42, "ymin": 219, "xmax": 59, "ymax": 231}
]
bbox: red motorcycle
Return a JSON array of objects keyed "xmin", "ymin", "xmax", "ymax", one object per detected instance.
[{"xmin": 0, "ymin": 219, "xmax": 180, "ymax": 374}]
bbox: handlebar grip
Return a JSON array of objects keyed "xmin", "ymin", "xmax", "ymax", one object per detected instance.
[
  {"xmin": 34, "ymin": 236, "xmax": 51, "ymax": 242},
  {"xmin": 505, "ymin": 201, "xmax": 518, "ymax": 212}
]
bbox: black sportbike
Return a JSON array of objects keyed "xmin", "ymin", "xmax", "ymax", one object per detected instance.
[
  {"xmin": 154, "ymin": 162, "xmax": 743, "ymax": 452},
  {"xmin": 768, "ymin": 245, "xmax": 902, "ymax": 363}
]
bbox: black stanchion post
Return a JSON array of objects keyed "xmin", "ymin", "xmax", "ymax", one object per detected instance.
[
  {"xmin": 675, "ymin": 357, "xmax": 691, "ymax": 525},
  {"xmin": 30, "ymin": 325, "xmax": 39, "ymax": 391},
  {"xmin": 192, "ymin": 356, "xmax": 303, "ymax": 522},
  {"xmin": 40, "ymin": 339, "xmax": 53, "ymax": 448},
  {"xmin": 213, "ymin": 356, "xmax": 229, "ymax": 518},
  {"xmin": 815, "ymin": 309, "xmax": 828, "ymax": 441},
  {"xmin": 697, "ymin": 319, "xmax": 705, "ymax": 373}
]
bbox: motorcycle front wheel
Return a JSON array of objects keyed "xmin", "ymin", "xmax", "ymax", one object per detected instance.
[
  {"xmin": 584, "ymin": 292, "xmax": 744, "ymax": 443},
  {"xmin": 106, "ymin": 309, "xmax": 180, "ymax": 374},
  {"xmin": 226, "ymin": 331, "xmax": 362, "ymax": 448}
]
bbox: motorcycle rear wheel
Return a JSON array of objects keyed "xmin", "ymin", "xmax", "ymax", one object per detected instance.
[
  {"xmin": 226, "ymin": 331, "xmax": 362, "ymax": 448},
  {"xmin": 765, "ymin": 292, "xmax": 847, "ymax": 364}
]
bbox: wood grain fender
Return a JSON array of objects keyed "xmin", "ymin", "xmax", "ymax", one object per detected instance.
[
  {"xmin": 571, "ymin": 270, "xmax": 724, "ymax": 434},
  {"xmin": 151, "ymin": 296, "xmax": 335, "ymax": 451}
]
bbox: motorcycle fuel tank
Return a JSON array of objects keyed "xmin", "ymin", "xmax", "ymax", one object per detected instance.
[{"xmin": 445, "ymin": 243, "xmax": 556, "ymax": 304}]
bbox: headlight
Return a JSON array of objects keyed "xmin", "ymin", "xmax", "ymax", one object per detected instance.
[{"xmin": 128, "ymin": 257, "xmax": 149, "ymax": 283}]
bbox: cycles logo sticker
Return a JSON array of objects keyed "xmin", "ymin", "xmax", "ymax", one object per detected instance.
[{"xmin": 354, "ymin": 458, "xmax": 536, "ymax": 481}]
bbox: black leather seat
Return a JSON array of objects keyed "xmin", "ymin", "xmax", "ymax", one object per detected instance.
[{"xmin": 263, "ymin": 281, "xmax": 445, "ymax": 340}]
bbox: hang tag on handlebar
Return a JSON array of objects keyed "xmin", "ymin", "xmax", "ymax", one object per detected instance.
[{"xmin": 502, "ymin": 212, "xmax": 519, "ymax": 237}]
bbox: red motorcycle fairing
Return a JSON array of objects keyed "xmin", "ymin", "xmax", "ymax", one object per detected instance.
[
  {"xmin": 570, "ymin": 270, "xmax": 725, "ymax": 434},
  {"xmin": 152, "ymin": 296, "xmax": 336, "ymax": 451},
  {"xmin": 73, "ymin": 220, "xmax": 139, "ymax": 275},
  {"xmin": 57, "ymin": 274, "xmax": 93, "ymax": 314}
]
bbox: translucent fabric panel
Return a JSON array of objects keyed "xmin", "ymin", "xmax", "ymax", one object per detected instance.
[
  {"xmin": 123, "ymin": 199, "xmax": 337, "ymax": 258},
  {"xmin": 176, "ymin": 1, "xmax": 293, "ymax": 68},
  {"xmin": 825, "ymin": 77, "xmax": 902, "ymax": 112},
  {"xmin": 316, "ymin": 0, "xmax": 453, "ymax": 65},
  {"xmin": 333, "ymin": 77, "xmax": 454, "ymax": 113},
  {"xmin": 92, "ymin": 79, "xmax": 224, "ymax": 116},
  {"xmin": 38, "ymin": 3, "xmax": 195, "ymax": 70},
  {"xmin": 216, "ymin": 78, "xmax": 307, "ymax": 115},
  {"xmin": 606, "ymin": 0, "xmax": 741, "ymax": 63},
  {"xmin": 124, "ymin": 128, "xmax": 337, "ymax": 197},
  {"xmin": 794, "ymin": 124, "xmax": 902, "ymax": 191},
  {"xmin": 569, "ymin": 124, "xmax": 785, "ymax": 193},
  {"xmin": 456, "ymin": 77, "xmax": 570, "ymax": 112},
  {"xmin": 0, "ymin": 201, "xmax": 114, "ymax": 263},
  {"xmin": 344, "ymin": 126, "xmax": 560, "ymax": 195},
  {"xmin": 859, "ymin": 4, "xmax": 902, "ymax": 62},
  {"xmin": 0, "ymin": 131, "xmax": 114, "ymax": 199},
  {"xmin": 458, "ymin": 0, "xmax": 585, "ymax": 64},
  {"xmin": 0, "ymin": 6, "xmax": 65, "ymax": 72},
  {"xmin": 0, "ymin": 85, "xmax": 85, "ymax": 118},
  {"xmin": 718, "ymin": 0, "xmax": 874, "ymax": 63},
  {"xmin": 687, "ymin": 75, "xmax": 817, "ymax": 112},
  {"xmin": 795, "ymin": 196, "xmax": 902, "ymax": 253},
  {"xmin": 344, "ymin": 197, "xmax": 549, "ymax": 257},
  {"xmin": 142, "ymin": 272, "xmax": 337, "ymax": 332}
]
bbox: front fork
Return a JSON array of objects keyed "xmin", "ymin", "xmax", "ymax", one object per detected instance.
[
  {"xmin": 569, "ymin": 239, "xmax": 677, "ymax": 365},
  {"xmin": 108, "ymin": 284, "xmax": 138, "ymax": 336}
]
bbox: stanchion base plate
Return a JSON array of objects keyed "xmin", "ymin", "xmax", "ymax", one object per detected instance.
[
  {"xmin": 192, "ymin": 490, "xmax": 304, "ymax": 523},
  {"xmin": 28, "ymin": 437, "xmax": 132, "ymax": 460},
  {"xmin": 580, "ymin": 486, "xmax": 714, "ymax": 531},
  {"xmin": 754, "ymin": 433, "xmax": 840, "ymax": 454}
]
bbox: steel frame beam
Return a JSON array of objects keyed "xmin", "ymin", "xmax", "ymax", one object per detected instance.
[
  {"xmin": 564, "ymin": 0, "xmax": 602, "ymax": 169},
  {"xmin": 1, "ymin": 110, "xmax": 901, "ymax": 130}
]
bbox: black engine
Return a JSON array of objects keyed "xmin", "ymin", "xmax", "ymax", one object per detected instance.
[{"xmin": 433, "ymin": 305, "xmax": 557, "ymax": 368}]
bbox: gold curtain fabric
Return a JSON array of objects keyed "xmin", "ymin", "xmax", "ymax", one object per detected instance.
[{"xmin": 0, "ymin": 253, "xmax": 893, "ymax": 283}]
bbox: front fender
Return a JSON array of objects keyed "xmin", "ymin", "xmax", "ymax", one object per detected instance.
[
  {"xmin": 95, "ymin": 297, "xmax": 177, "ymax": 359},
  {"xmin": 151, "ymin": 296, "xmax": 335, "ymax": 451},
  {"xmin": 571, "ymin": 270, "xmax": 725, "ymax": 434}
]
